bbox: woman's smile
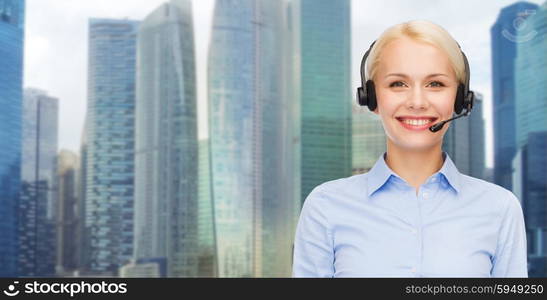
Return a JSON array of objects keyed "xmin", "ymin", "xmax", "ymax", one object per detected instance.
[{"xmin": 395, "ymin": 116, "xmax": 439, "ymax": 131}]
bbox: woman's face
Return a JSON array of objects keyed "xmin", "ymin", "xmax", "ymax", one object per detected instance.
[{"xmin": 373, "ymin": 37, "xmax": 458, "ymax": 152}]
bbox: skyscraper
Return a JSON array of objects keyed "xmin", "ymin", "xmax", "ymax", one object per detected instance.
[
  {"xmin": 56, "ymin": 150, "xmax": 79, "ymax": 276},
  {"xmin": 351, "ymin": 104, "xmax": 386, "ymax": 174},
  {"xmin": 77, "ymin": 120, "xmax": 89, "ymax": 274},
  {"xmin": 296, "ymin": 0, "xmax": 352, "ymax": 204},
  {"xmin": 197, "ymin": 139, "xmax": 217, "ymax": 277},
  {"xmin": 208, "ymin": 0, "xmax": 294, "ymax": 277},
  {"xmin": 84, "ymin": 18, "xmax": 139, "ymax": 275},
  {"xmin": 0, "ymin": 0, "xmax": 24, "ymax": 277},
  {"xmin": 442, "ymin": 108, "xmax": 471, "ymax": 175},
  {"xmin": 134, "ymin": 0, "xmax": 199, "ymax": 277},
  {"xmin": 119, "ymin": 258, "xmax": 167, "ymax": 277},
  {"xmin": 468, "ymin": 93, "xmax": 485, "ymax": 180},
  {"xmin": 512, "ymin": 132, "xmax": 547, "ymax": 277},
  {"xmin": 491, "ymin": 1, "xmax": 538, "ymax": 190},
  {"xmin": 18, "ymin": 88, "xmax": 59, "ymax": 277},
  {"xmin": 515, "ymin": 1, "xmax": 547, "ymax": 149},
  {"xmin": 513, "ymin": 1, "xmax": 547, "ymax": 278},
  {"xmin": 442, "ymin": 92, "xmax": 486, "ymax": 179},
  {"xmin": 283, "ymin": 0, "xmax": 302, "ymax": 261}
]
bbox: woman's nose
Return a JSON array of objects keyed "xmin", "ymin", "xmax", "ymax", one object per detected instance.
[{"xmin": 406, "ymin": 87, "xmax": 429, "ymax": 110}]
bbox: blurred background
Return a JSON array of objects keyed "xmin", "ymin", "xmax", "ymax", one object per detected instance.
[{"xmin": 0, "ymin": 0, "xmax": 545, "ymax": 277}]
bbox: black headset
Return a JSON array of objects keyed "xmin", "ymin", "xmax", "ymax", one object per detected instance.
[{"xmin": 356, "ymin": 40, "xmax": 474, "ymax": 115}]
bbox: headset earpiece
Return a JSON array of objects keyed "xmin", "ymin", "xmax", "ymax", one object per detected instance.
[
  {"xmin": 357, "ymin": 87, "xmax": 367, "ymax": 107},
  {"xmin": 365, "ymin": 80, "xmax": 377, "ymax": 111},
  {"xmin": 454, "ymin": 84, "xmax": 465, "ymax": 114},
  {"xmin": 466, "ymin": 91, "xmax": 475, "ymax": 111}
]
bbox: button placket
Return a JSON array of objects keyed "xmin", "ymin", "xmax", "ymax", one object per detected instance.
[{"xmin": 413, "ymin": 187, "xmax": 424, "ymax": 279}]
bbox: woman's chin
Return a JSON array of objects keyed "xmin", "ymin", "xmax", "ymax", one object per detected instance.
[{"xmin": 389, "ymin": 136, "xmax": 441, "ymax": 152}]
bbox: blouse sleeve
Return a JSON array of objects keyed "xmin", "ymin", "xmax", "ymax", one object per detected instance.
[
  {"xmin": 292, "ymin": 186, "xmax": 335, "ymax": 277},
  {"xmin": 490, "ymin": 189, "xmax": 528, "ymax": 277}
]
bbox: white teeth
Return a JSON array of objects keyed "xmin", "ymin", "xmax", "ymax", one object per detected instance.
[{"xmin": 402, "ymin": 119, "xmax": 431, "ymax": 126}]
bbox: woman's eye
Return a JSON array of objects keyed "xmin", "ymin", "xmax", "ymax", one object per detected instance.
[
  {"xmin": 428, "ymin": 81, "xmax": 445, "ymax": 87},
  {"xmin": 389, "ymin": 81, "xmax": 406, "ymax": 88}
]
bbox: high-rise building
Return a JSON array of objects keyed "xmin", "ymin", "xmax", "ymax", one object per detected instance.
[
  {"xmin": 18, "ymin": 88, "xmax": 59, "ymax": 277},
  {"xmin": 468, "ymin": 93, "xmax": 485, "ymax": 180},
  {"xmin": 134, "ymin": 0, "xmax": 199, "ymax": 277},
  {"xmin": 512, "ymin": 131, "xmax": 547, "ymax": 277},
  {"xmin": 483, "ymin": 167, "xmax": 494, "ymax": 183},
  {"xmin": 119, "ymin": 258, "xmax": 167, "ymax": 277},
  {"xmin": 283, "ymin": 0, "xmax": 302, "ymax": 262},
  {"xmin": 84, "ymin": 18, "xmax": 139, "ymax": 275},
  {"xmin": 351, "ymin": 104, "xmax": 386, "ymax": 174},
  {"xmin": 513, "ymin": 2, "xmax": 547, "ymax": 278},
  {"xmin": 77, "ymin": 120, "xmax": 89, "ymax": 274},
  {"xmin": 491, "ymin": 1, "xmax": 538, "ymax": 190},
  {"xmin": 56, "ymin": 150, "xmax": 79, "ymax": 276},
  {"xmin": 443, "ymin": 92, "xmax": 485, "ymax": 179},
  {"xmin": 0, "ymin": 0, "xmax": 24, "ymax": 277},
  {"xmin": 296, "ymin": 0, "xmax": 352, "ymax": 204},
  {"xmin": 208, "ymin": 0, "xmax": 295, "ymax": 277},
  {"xmin": 197, "ymin": 139, "xmax": 217, "ymax": 277},
  {"xmin": 442, "ymin": 109, "xmax": 471, "ymax": 175},
  {"xmin": 515, "ymin": 1, "xmax": 547, "ymax": 149}
]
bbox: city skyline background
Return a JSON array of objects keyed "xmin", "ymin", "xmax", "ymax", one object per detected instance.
[
  {"xmin": 24, "ymin": 0, "xmax": 545, "ymax": 168},
  {"xmin": 3, "ymin": 0, "xmax": 543, "ymax": 278}
]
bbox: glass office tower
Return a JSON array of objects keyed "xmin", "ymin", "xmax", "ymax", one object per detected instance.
[
  {"xmin": 18, "ymin": 88, "xmax": 59, "ymax": 277},
  {"xmin": 491, "ymin": 1, "xmax": 538, "ymax": 190},
  {"xmin": 0, "ymin": 0, "xmax": 24, "ymax": 277},
  {"xmin": 208, "ymin": 0, "xmax": 294, "ymax": 277},
  {"xmin": 296, "ymin": 0, "xmax": 352, "ymax": 204},
  {"xmin": 134, "ymin": 0, "xmax": 199, "ymax": 277},
  {"xmin": 352, "ymin": 104, "xmax": 386, "ymax": 174},
  {"xmin": 197, "ymin": 139, "xmax": 217, "ymax": 277},
  {"xmin": 84, "ymin": 18, "xmax": 139, "ymax": 275},
  {"xmin": 515, "ymin": 1, "xmax": 547, "ymax": 148},
  {"xmin": 513, "ymin": 1, "xmax": 547, "ymax": 277}
]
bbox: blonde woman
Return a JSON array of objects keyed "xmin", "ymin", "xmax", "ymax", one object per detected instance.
[{"xmin": 292, "ymin": 20, "xmax": 527, "ymax": 278}]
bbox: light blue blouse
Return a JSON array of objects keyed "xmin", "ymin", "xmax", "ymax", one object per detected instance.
[{"xmin": 293, "ymin": 152, "xmax": 528, "ymax": 277}]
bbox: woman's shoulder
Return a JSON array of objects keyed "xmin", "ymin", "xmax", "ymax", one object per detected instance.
[
  {"xmin": 304, "ymin": 173, "xmax": 369, "ymax": 206},
  {"xmin": 459, "ymin": 173, "xmax": 513, "ymax": 195},
  {"xmin": 302, "ymin": 173, "xmax": 369, "ymax": 223},
  {"xmin": 459, "ymin": 173, "xmax": 522, "ymax": 214},
  {"xmin": 317, "ymin": 172, "xmax": 370, "ymax": 195}
]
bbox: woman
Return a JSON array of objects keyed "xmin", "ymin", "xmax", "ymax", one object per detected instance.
[{"xmin": 292, "ymin": 20, "xmax": 528, "ymax": 277}]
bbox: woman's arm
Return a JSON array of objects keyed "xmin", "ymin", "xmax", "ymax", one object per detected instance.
[
  {"xmin": 292, "ymin": 186, "xmax": 335, "ymax": 277},
  {"xmin": 490, "ymin": 190, "xmax": 528, "ymax": 277}
]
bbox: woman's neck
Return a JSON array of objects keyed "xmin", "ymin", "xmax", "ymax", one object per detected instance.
[{"xmin": 384, "ymin": 141, "xmax": 444, "ymax": 194}]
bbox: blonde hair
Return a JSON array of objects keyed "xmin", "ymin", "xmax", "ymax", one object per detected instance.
[{"xmin": 365, "ymin": 20, "xmax": 466, "ymax": 84}]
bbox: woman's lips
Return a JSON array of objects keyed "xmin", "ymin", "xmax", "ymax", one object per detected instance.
[{"xmin": 396, "ymin": 117, "xmax": 438, "ymax": 131}]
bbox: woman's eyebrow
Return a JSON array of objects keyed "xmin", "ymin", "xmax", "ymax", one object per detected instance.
[
  {"xmin": 425, "ymin": 73, "xmax": 449, "ymax": 78},
  {"xmin": 385, "ymin": 73, "xmax": 408, "ymax": 79},
  {"xmin": 384, "ymin": 73, "xmax": 449, "ymax": 79}
]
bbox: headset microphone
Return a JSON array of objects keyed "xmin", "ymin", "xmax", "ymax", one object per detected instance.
[{"xmin": 429, "ymin": 108, "xmax": 471, "ymax": 133}]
